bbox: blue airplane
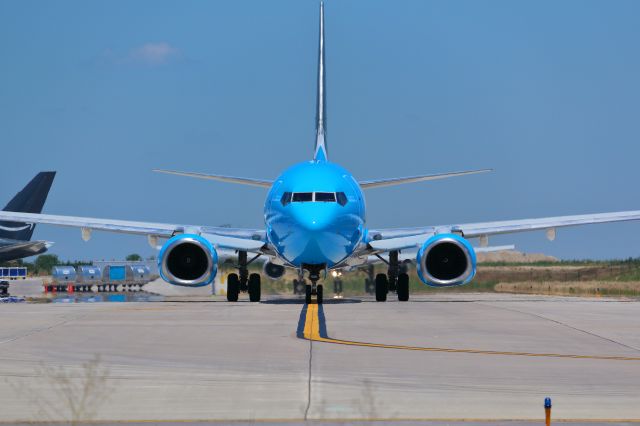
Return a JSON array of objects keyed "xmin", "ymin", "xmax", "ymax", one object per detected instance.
[{"xmin": 2, "ymin": 3, "xmax": 640, "ymax": 303}]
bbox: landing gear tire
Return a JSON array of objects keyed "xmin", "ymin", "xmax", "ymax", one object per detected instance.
[
  {"xmin": 305, "ymin": 285, "xmax": 312, "ymax": 304},
  {"xmin": 248, "ymin": 273, "xmax": 261, "ymax": 302},
  {"xmin": 397, "ymin": 272, "xmax": 409, "ymax": 302},
  {"xmin": 227, "ymin": 273, "xmax": 240, "ymax": 302},
  {"xmin": 375, "ymin": 273, "xmax": 388, "ymax": 302},
  {"xmin": 317, "ymin": 284, "xmax": 323, "ymax": 304},
  {"xmin": 333, "ymin": 279, "xmax": 343, "ymax": 295}
]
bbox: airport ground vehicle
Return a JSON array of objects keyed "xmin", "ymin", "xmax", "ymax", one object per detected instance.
[{"xmin": 0, "ymin": 267, "xmax": 27, "ymax": 280}]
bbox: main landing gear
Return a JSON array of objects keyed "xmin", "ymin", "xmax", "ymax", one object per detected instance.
[
  {"xmin": 332, "ymin": 271, "xmax": 344, "ymax": 299},
  {"xmin": 374, "ymin": 250, "xmax": 409, "ymax": 302},
  {"xmin": 226, "ymin": 251, "xmax": 261, "ymax": 302}
]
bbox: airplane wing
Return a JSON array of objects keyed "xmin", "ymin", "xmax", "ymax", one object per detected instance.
[
  {"xmin": 368, "ymin": 210, "xmax": 640, "ymax": 252},
  {"xmin": 153, "ymin": 169, "xmax": 273, "ymax": 188},
  {"xmin": 0, "ymin": 211, "xmax": 266, "ymax": 252},
  {"xmin": 359, "ymin": 169, "xmax": 492, "ymax": 189}
]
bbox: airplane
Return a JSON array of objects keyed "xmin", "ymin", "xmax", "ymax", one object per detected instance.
[
  {"xmin": 2, "ymin": 3, "xmax": 640, "ymax": 304},
  {"xmin": 0, "ymin": 172, "xmax": 56, "ymax": 262}
]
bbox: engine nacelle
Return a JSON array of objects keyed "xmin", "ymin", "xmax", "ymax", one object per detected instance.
[
  {"xmin": 416, "ymin": 233, "xmax": 476, "ymax": 287},
  {"xmin": 263, "ymin": 261, "xmax": 285, "ymax": 280},
  {"xmin": 158, "ymin": 234, "xmax": 218, "ymax": 287}
]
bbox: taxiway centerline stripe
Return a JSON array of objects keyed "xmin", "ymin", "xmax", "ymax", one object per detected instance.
[{"xmin": 301, "ymin": 304, "xmax": 640, "ymax": 361}]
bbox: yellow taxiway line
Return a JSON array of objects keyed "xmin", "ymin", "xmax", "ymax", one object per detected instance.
[{"xmin": 300, "ymin": 303, "xmax": 640, "ymax": 361}]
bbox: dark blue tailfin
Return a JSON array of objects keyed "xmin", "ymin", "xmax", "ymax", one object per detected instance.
[{"xmin": 0, "ymin": 172, "xmax": 56, "ymax": 241}]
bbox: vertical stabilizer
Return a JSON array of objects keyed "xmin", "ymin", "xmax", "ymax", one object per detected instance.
[
  {"xmin": 0, "ymin": 172, "xmax": 56, "ymax": 241},
  {"xmin": 314, "ymin": 2, "xmax": 328, "ymax": 161}
]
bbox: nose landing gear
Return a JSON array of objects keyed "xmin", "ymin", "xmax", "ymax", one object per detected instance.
[
  {"xmin": 302, "ymin": 264, "xmax": 325, "ymax": 304},
  {"xmin": 305, "ymin": 283, "xmax": 323, "ymax": 304}
]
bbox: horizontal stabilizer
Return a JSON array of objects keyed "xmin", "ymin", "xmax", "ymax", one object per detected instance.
[
  {"xmin": 359, "ymin": 169, "xmax": 492, "ymax": 189},
  {"xmin": 153, "ymin": 169, "xmax": 273, "ymax": 188}
]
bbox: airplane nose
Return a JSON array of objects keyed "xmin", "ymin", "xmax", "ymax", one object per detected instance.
[
  {"xmin": 301, "ymin": 215, "xmax": 333, "ymax": 232},
  {"xmin": 293, "ymin": 205, "xmax": 335, "ymax": 232},
  {"xmin": 274, "ymin": 201, "xmax": 361, "ymax": 267}
]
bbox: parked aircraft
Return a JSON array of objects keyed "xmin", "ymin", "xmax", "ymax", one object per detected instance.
[{"xmin": 0, "ymin": 172, "xmax": 56, "ymax": 262}]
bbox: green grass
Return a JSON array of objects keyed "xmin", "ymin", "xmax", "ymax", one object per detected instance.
[{"xmin": 480, "ymin": 257, "xmax": 640, "ymax": 268}]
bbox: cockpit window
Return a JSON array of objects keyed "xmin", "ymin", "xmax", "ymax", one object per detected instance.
[
  {"xmin": 283, "ymin": 191, "xmax": 349, "ymax": 205},
  {"xmin": 315, "ymin": 192, "xmax": 336, "ymax": 202},
  {"xmin": 281, "ymin": 192, "xmax": 292, "ymax": 206},
  {"xmin": 292, "ymin": 192, "xmax": 313, "ymax": 202}
]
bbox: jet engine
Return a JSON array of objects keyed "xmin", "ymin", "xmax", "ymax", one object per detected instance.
[
  {"xmin": 263, "ymin": 261, "xmax": 285, "ymax": 280},
  {"xmin": 416, "ymin": 234, "xmax": 476, "ymax": 287},
  {"xmin": 158, "ymin": 234, "xmax": 218, "ymax": 287}
]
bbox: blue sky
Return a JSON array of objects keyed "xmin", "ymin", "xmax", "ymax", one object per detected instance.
[{"xmin": 1, "ymin": 0, "xmax": 639, "ymax": 261}]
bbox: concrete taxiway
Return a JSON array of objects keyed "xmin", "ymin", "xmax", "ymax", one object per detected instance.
[{"xmin": 0, "ymin": 293, "xmax": 639, "ymax": 424}]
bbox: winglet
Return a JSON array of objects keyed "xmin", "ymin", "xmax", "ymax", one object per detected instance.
[{"xmin": 314, "ymin": 2, "xmax": 328, "ymax": 162}]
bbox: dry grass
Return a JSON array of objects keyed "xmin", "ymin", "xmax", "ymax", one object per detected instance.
[
  {"xmin": 495, "ymin": 281, "xmax": 640, "ymax": 297},
  {"xmin": 6, "ymin": 355, "xmax": 112, "ymax": 424}
]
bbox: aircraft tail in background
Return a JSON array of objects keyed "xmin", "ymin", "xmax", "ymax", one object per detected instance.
[{"xmin": 0, "ymin": 171, "xmax": 56, "ymax": 242}]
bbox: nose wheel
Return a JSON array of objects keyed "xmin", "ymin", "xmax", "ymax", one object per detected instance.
[
  {"xmin": 302, "ymin": 265, "xmax": 325, "ymax": 304},
  {"xmin": 305, "ymin": 283, "xmax": 323, "ymax": 304}
]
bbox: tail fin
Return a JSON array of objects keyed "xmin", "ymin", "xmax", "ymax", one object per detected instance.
[
  {"xmin": 0, "ymin": 171, "xmax": 56, "ymax": 241},
  {"xmin": 314, "ymin": 2, "xmax": 328, "ymax": 162}
]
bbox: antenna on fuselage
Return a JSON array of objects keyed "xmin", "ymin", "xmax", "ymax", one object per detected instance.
[{"xmin": 314, "ymin": 1, "xmax": 328, "ymax": 162}]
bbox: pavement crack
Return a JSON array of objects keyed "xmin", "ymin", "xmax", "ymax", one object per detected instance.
[
  {"xmin": 478, "ymin": 302, "xmax": 640, "ymax": 353},
  {"xmin": 0, "ymin": 313, "xmax": 87, "ymax": 347}
]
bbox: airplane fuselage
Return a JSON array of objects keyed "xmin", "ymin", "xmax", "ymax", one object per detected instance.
[{"xmin": 265, "ymin": 160, "xmax": 365, "ymax": 269}]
